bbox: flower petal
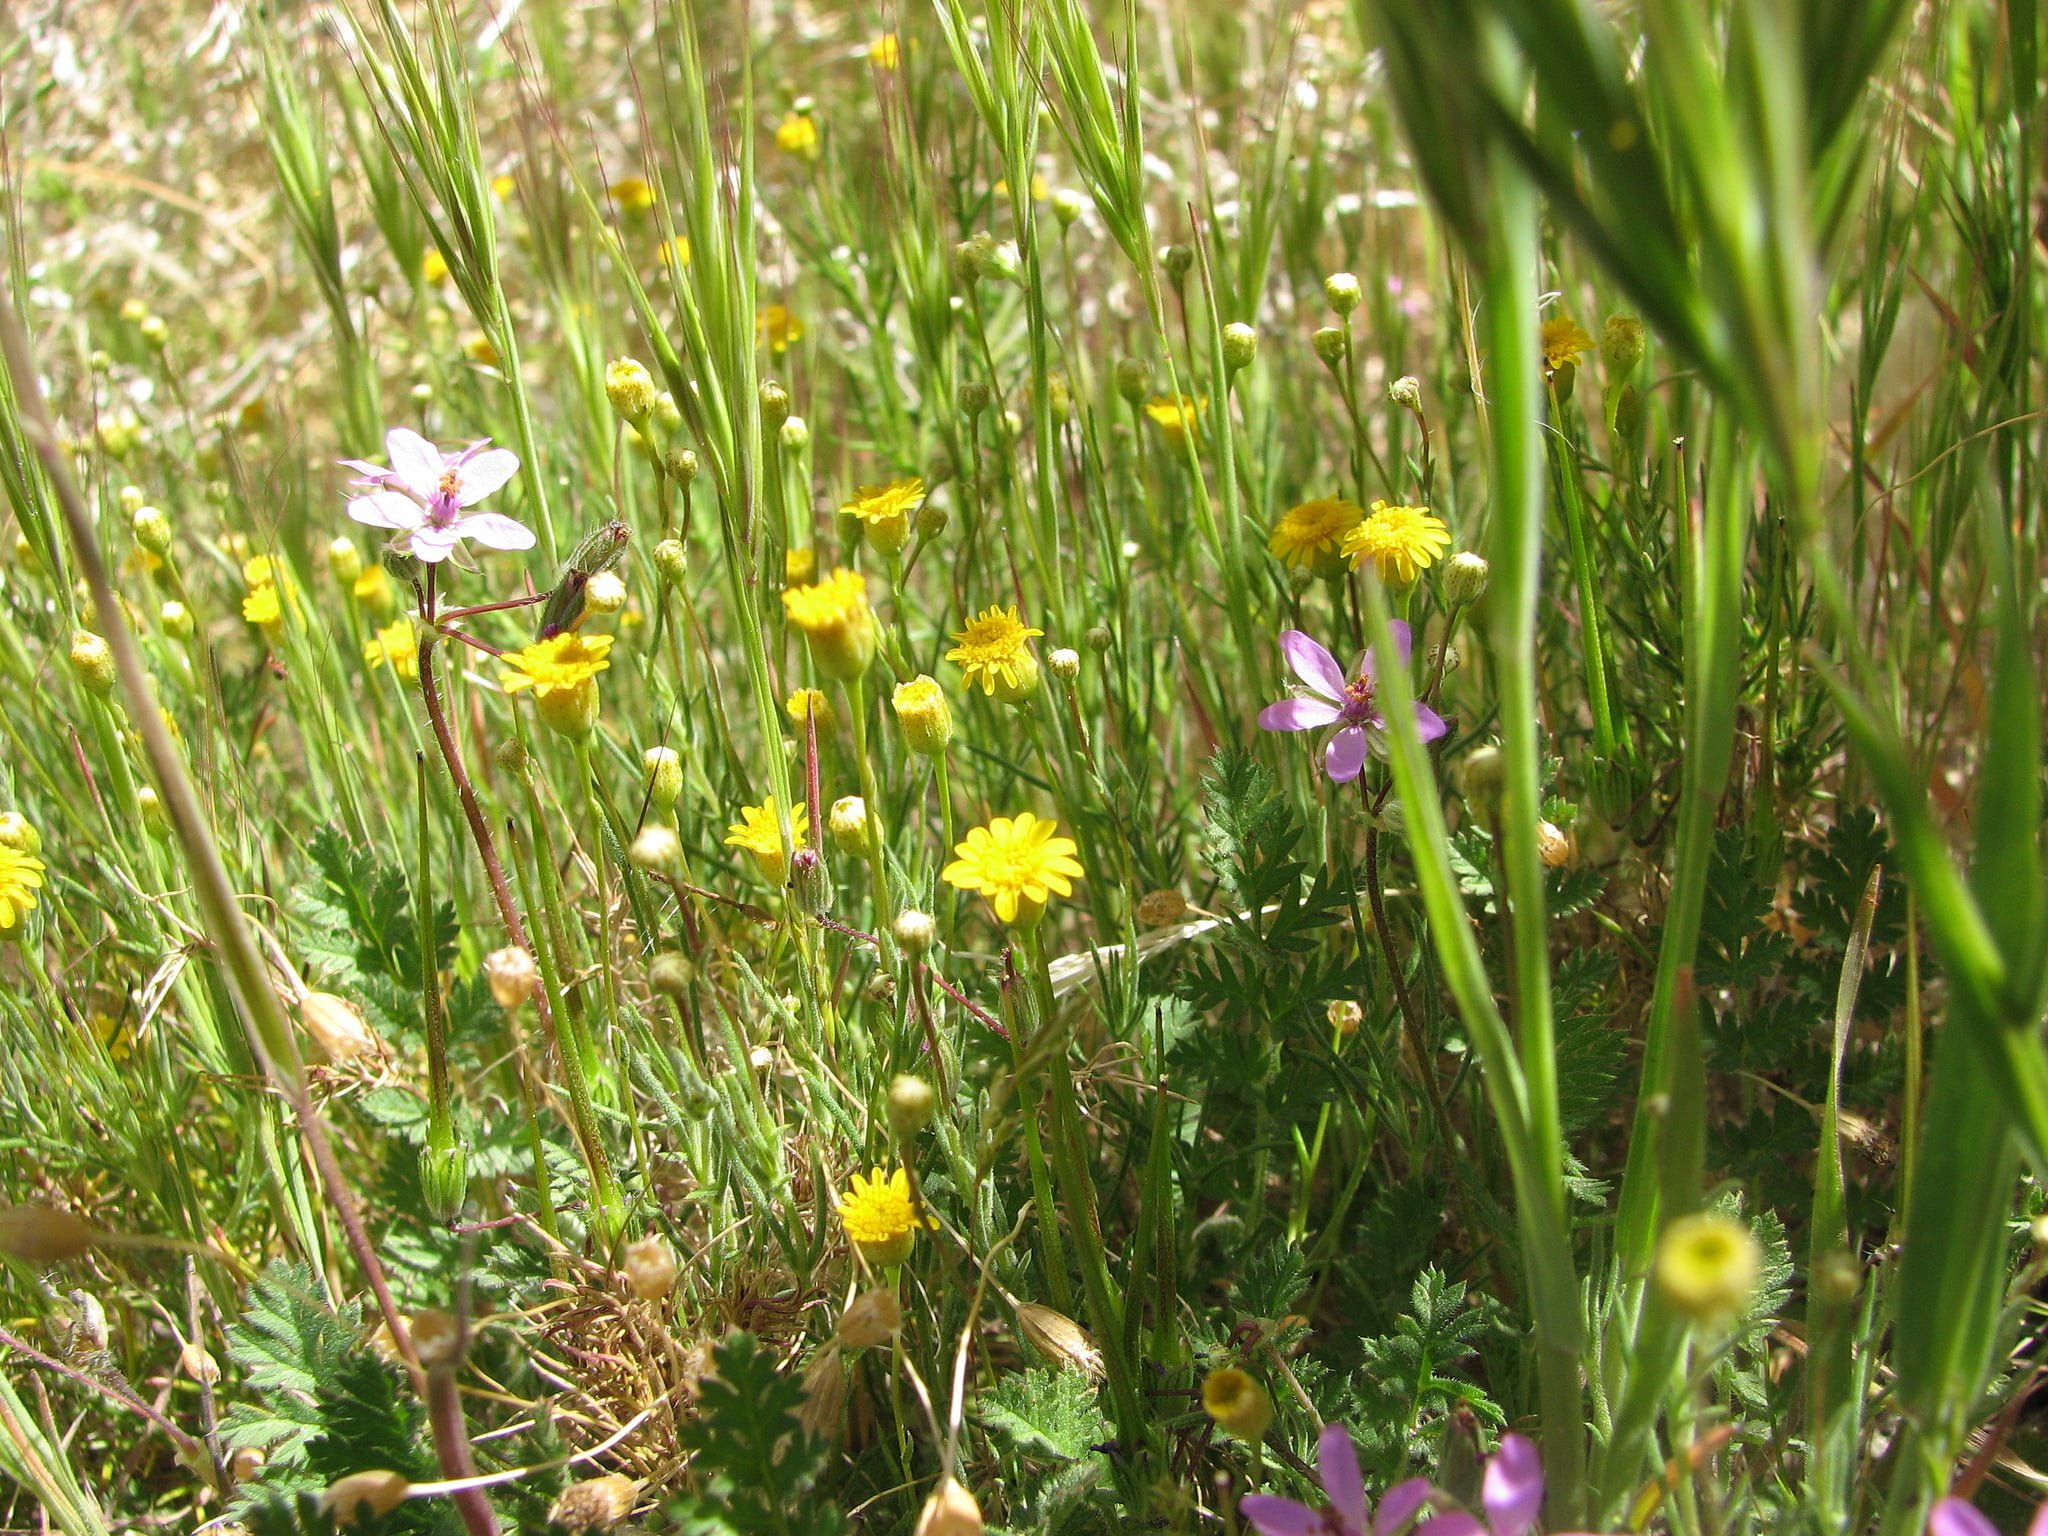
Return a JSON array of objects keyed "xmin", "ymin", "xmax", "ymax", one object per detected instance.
[
  {"xmin": 1929, "ymin": 1502, "xmax": 2000, "ymax": 1536},
  {"xmin": 1326, "ymin": 725, "xmax": 1369, "ymax": 782},
  {"xmin": 1375, "ymin": 1479, "xmax": 1434, "ymax": 1536},
  {"xmin": 1315, "ymin": 1424, "xmax": 1367, "ymax": 1536},
  {"xmin": 1238, "ymin": 1497, "xmax": 1326, "ymax": 1536},
  {"xmin": 1482, "ymin": 1434, "xmax": 1543, "ymax": 1536},
  {"xmin": 408, "ymin": 525, "xmax": 464, "ymax": 562},
  {"xmin": 347, "ymin": 492, "xmax": 424, "ymax": 531},
  {"xmin": 1279, "ymin": 629, "xmax": 1346, "ymax": 701},
  {"xmin": 455, "ymin": 448, "xmax": 520, "ymax": 505},
  {"xmin": 1259, "ymin": 697, "xmax": 1344, "ymax": 733},
  {"xmin": 1412, "ymin": 702, "xmax": 1448, "ymax": 744},
  {"xmin": 386, "ymin": 427, "xmax": 447, "ymax": 499},
  {"xmin": 453, "ymin": 511, "xmax": 536, "ymax": 550}
]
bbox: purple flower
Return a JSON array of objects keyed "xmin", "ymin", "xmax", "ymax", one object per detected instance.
[
  {"xmin": 342, "ymin": 428, "xmax": 532, "ymax": 563},
  {"xmin": 1240, "ymin": 1424, "xmax": 1434, "ymax": 1536},
  {"xmin": 1258, "ymin": 626, "xmax": 1447, "ymax": 783},
  {"xmin": 1932, "ymin": 1496, "xmax": 2048, "ymax": 1536},
  {"xmin": 1415, "ymin": 1434, "xmax": 1545, "ymax": 1536}
]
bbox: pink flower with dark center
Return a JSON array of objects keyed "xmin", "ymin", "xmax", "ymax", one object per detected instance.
[
  {"xmin": 342, "ymin": 427, "xmax": 532, "ymax": 563},
  {"xmin": 1258, "ymin": 626, "xmax": 1447, "ymax": 783},
  {"xmin": 1240, "ymin": 1425, "xmax": 1433, "ymax": 1536}
]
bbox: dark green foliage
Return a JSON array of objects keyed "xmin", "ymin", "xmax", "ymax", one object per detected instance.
[
  {"xmin": 1331, "ymin": 1268, "xmax": 1508, "ymax": 1487},
  {"xmin": 664, "ymin": 1331, "xmax": 842, "ymax": 1536},
  {"xmin": 295, "ymin": 825, "xmax": 456, "ymax": 1040},
  {"xmin": 222, "ymin": 1262, "xmax": 443, "ymax": 1531}
]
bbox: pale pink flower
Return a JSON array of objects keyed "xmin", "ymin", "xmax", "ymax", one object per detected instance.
[{"xmin": 342, "ymin": 428, "xmax": 531, "ymax": 563}]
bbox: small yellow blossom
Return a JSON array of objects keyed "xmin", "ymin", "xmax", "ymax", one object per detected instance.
[
  {"xmin": 724, "ymin": 797, "xmax": 809, "ymax": 883},
  {"xmin": 463, "ymin": 333, "xmax": 500, "ymax": 367},
  {"xmin": 0, "ymin": 840, "xmax": 45, "ymax": 931},
  {"xmin": 353, "ymin": 564, "xmax": 396, "ymax": 615},
  {"xmin": 868, "ymin": 32, "xmax": 900, "ymax": 68},
  {"xmin": 1655, "ymin": 1212, "xmax": 1763, "ymax": 1322},
  {"xmin": 1268, "ymin": 497, "xmax": 1365, "ymax": 575},
  {"xmin": 662, "ymin": 234, "xmax": 691, "ymax": 269},
  {"xmin": 1201, "ymin": 1368, "xmax": 1273, "ymax": 1442},
  {"xmin": 502, "ymin": 632, "xmax": 614, "ymax": 738},
  {"xmin": 608, "ymin": 175, "xmax": 657, "ymax": 213},
  {"xmin": 836, "ymin": 1165, "xmax": 937, "ymax": 1267},
  {"xmin": 757, "ymin": 304, "xmax": 805, "ymax": 354},
  {"xmin": 841, "ymin": 477, "xmax": 924, "ymax": 558},
  {"xmin": 1540, "ymin": 316, "xmax": 1594, "ymax": 377},
  {"xmin": 786, "ymin": 687, "xmax": 833, "ymax": 732},
  {"xmin": 945, "ymin": 604, "xmax": 1043, "ymax": 700},
  {"xmin": 784, "ymin": 546, "xmax": 818, "ymax": 588},
  {"xmin": 1341, "ymin": 500, "xmax": 1452, "ymax": 587},
  {"xmin": 782, "ymin": 567, "xmax": 877, "ymax": 679},
  {"xmin": 489, "ymin": 174, "xmax": 516, "ymax": 199},
  {"xmin": 1142, "ymin": 393, "xmax": 1205, "ymax": 449},
  {"xmin": 941, "ymin": 811, "xmax": 1083, "ymax": 925},
  {"xmin": 364, "ymin": 618, "xmax": 420, "ymax": 682},
  {"xmin": 774, "ymin": 113, "xmax": 820, "ymax": 160},
  {"xmin": 501, "ymin": 633, "xmax": 614, "ymax": 698},
  {"xmin": 421, "ymin": 248, "xmax": 450, "ymax": 284},
  {"xmin": 242, "ymin": 583, "xmax": 282, "ymax": 632},
  {"xmin": 994, "ymin": 174, "xmax": 1052, "ymax": 202},
  {"xmin": 88, "ymin": 1011, "xmax": 134, "ymax": 1063}
]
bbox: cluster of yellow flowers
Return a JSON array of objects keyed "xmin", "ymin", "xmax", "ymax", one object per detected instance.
[
  {"xmin": 1267, "ymin": 497, "xmax": 1453, "ymax": 587},
  {"xmin": 0, "ymin": 813, "xmax": 44, "ymax": 933}
]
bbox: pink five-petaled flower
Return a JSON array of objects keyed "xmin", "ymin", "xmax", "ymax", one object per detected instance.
[
  {"xmin": 1258, "ymin": 626, "xmax": 1447, "ymax": 783},
  {"xmin": 1414, "ymin": 1433, "xmax": 1544, "ymax": 1536},
  {"xmin": 1241, "ymin": 1424, "xmax": 1434, "ymax": 1536},
  {"xmin": 341, "ymin": 428, "xmax": 533, "ymax": 564}
]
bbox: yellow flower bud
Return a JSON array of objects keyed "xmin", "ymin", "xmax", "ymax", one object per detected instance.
[
  {"xmin": 892, "ymin": 675, "xmax": 953, "ymax": 756},
  {"xmin": 70, "ymin": 631, "xmax": 116, "ymax": 695},
  {"xmin": 605, "ymin": 357, "xmax": 658, "ymax": 423}
]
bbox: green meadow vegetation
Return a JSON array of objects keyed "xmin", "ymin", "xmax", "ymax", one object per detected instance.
[{"xmin": 0, "ymin": 0, "xmax": 2044, "ymax": 1531}]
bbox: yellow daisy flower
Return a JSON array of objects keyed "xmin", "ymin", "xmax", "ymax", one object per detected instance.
[
  {"xmin": 941, "ymin": 811, "xmax": 1084, "ymax": 925},
  {"xmin": 421, "ymin": 248, "xmax": 450, "ymax": 284},
  {"xmin": 662, "ymin": 234, "xmax": 691, "ymax": 269},
  {"xmin": 784, "ymin": 546, "xmax": 818, "ymax": 588},
  {"xmin": 782, "ymin": 567, "xmax": 877, "ymax": 679},
  {"xmin": 840, "ymin": 477, "xmax": 924, "ymax": 558},
  {"xmin": 364, "ymin": 618, "xmax": 420, "ymax": 682},
  {"xmin": 242, "ymin": 583, "xmax": 283, "ymax": 632},
  {"xmin": 836, "ymin": 1165, "xmax": 937, "ymax": 1266},
  {"xmin": 945, "ymin": 604, "xmax": 1043, "ymax": 701},
  {"xmin": 724, "ymin": 796, "xmax": 809, "ymax": 883},
  {"xmin": 0, "ymin": 841, "xmax": 45, "ymax": 931},
  {"xmin": 501, "ymin": 632, "xmax": 614, "ymax": 697},
  {"xmin": 608, "ymin": 175, "xmax": 657, "ymax": 214},
  {"xmin": 353, "ymin": 563, "xmax": 396, "ymax": 616},
  {"xmin": 1142, "ymin": 393, "xmax": 1205, "ymax": 449},
  {"xmin": 1341, "ymin": 500, "xmax": 1452, "ymax": 587},
  {"xmin": 757, "ymin": 304, "xmax": 805, "ymax": 354},
  {"xmin": 868, "ymin": 32, "xmax": 899, "ymax": 68},
  {"xmin": 1268, "ymin": 497, "xmax": 1365, "ymax": 575},
  {"xmin": 774, "ymin": 113, "xmax": 820, "ymax": 160},
  {"xmin": 501, "ymin": 632, "xmax": 614, "ymax": 738},
  {"xmin": 1540, "ymin": 316, "xmax": 1594, "ymax": 377}
]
